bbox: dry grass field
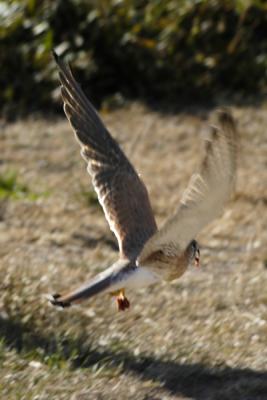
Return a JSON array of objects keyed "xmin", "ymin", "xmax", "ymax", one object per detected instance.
[{"xmin": 1, "ymin": 103, "xmax": 267, "ymax": 399}]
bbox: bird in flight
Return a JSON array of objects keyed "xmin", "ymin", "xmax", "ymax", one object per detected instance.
[{"xmin": 50, "ymin": 51, "xmax": 238, "ymax": 311}]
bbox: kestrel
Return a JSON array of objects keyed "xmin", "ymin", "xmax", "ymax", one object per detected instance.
[{"xmin": 50, "ymin": 51, "xmax": 238, "ymax": 311}]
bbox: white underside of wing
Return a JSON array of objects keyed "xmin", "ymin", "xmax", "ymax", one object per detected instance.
[
  {"xmin": 110, "ymin": 266, "xmax": 161, "ymax": 292},
  {"xmin": 126, "ymin": 267, "xmax": 160, "ymax": 288}
]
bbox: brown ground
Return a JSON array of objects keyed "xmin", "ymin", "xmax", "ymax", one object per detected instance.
[{"xmin": 0, "ymin": 103, "xmax": 267, "ymax": 400}]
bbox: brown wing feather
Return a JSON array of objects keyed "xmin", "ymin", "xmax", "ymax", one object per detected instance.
[{"xmin": 53, "ymin": 52, "xmax": 157, "ymax": 259}]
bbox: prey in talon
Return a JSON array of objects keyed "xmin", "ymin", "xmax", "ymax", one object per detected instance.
[{"xmin": 49, "ymin": 51, "xmax": 238, "ymax": 312}]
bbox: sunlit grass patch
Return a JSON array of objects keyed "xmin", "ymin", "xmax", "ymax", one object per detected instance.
[{"xmin": 0, "ymin": 170, "xmax": 49, "ymax": 200}]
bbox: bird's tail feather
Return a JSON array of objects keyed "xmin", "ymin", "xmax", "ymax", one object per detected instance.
[
  {"xmin": 49, "ymin": 260, "xmax": 131, "ymax": 308},
  {"xmin": 50, "ymin": 274, "xmax": 112, "ymax": 307}
]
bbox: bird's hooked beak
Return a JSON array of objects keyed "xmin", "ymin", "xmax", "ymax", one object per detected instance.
[
  {"xmin": 187, "ymin": 239, "xmax": 200, "ymax": 268},
  {"xmin": 195, "ymin": 247, "xmax": 200, "ymax": 268}
]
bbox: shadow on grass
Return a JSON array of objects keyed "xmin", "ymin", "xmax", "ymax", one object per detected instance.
[{"xmin": 1, "ymin": 316, "xmax": 266, "ymax": 400}]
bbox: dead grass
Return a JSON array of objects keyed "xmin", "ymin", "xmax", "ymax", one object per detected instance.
[{"xmin": 0, "ymin": 103, "xmax": 267, "ymax": 399}]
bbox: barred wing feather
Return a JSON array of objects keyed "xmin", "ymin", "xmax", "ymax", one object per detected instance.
[{"xmin": 53, "ymin": 52, "xmax": 157, "ymax": 259}]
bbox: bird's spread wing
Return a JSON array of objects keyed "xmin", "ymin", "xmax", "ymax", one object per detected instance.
[
  {"xmin": 53, "ymin": 52, "xmax": 157, "ymax": 259},
  {"xmin": 138, "ymin": 109, "xmax": 238, "ymax": 264}
]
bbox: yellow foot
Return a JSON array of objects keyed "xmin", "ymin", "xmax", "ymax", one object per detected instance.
[{"xmin": 110, "ymin": 289, "xmax": 130, "ymax": 311}]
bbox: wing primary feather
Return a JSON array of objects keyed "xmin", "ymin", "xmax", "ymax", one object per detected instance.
[{"xmin": 53, "ymin": 51, "xmax": 157, "ymax": 258}]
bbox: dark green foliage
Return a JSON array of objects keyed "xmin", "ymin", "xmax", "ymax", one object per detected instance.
[{"xmin": 1, "ymin": 0, "xmax": 267, "ymax": 117}]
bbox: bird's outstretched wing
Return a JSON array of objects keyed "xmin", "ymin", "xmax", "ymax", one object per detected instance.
[
  {"xmin": 53, "ymin": 52, "xmax": 157, "ymax": 259},
  {"xmin": 138, "ymin": 109, "xmax": 238, "ymax": 264}
]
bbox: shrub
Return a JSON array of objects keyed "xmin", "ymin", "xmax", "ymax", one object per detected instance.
[{"xmin": 1, "ymin": 0, "xmax": 267, "ymax": 117}]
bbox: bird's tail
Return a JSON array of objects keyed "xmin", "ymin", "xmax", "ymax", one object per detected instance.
[{"xmin": 49, "ymin": 260, "xmax": 132, "ymax": 308}]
